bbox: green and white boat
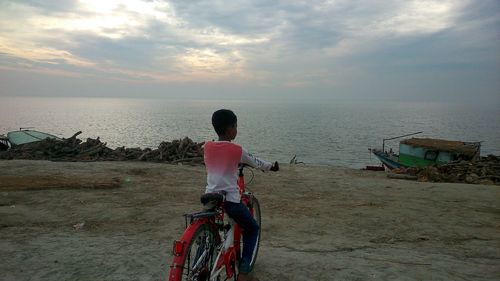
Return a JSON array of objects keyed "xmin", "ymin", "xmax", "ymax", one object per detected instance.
[{"xmin": 371, "ymin": 132, "xmax": 481, "ymax": 169}]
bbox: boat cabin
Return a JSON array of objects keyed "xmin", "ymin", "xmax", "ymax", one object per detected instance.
[{"xmin": 398, "ymin": 138, "xmax": 480, "ymax": 168}]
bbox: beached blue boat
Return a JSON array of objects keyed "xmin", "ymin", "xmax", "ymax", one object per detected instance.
[
  {"xmin": 1, "ymin": 129, "xmax": 60, "ymax": 150},
  {"xmin": 371, "ymin": 132, "xmax": 481, "ymax": 170}
]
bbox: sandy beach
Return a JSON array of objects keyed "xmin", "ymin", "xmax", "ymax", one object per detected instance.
[{"xmin": 1, "ymin": 160, "xmax": 499, "ymax": 281}]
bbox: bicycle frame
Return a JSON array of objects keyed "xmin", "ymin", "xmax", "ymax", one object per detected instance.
[{"xmin": 169, "ymin": 165, "xmax": 251, "ymax": 281}]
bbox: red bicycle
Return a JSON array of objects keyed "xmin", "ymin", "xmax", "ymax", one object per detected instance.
[{"xmin": 168, "ymin": 164, "xmax": 261, "ymax": 281}]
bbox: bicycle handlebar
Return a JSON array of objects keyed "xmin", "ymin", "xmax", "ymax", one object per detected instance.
[{"xmin": 239, "ymin": 162, "xmax": 279, "ymax": 172}]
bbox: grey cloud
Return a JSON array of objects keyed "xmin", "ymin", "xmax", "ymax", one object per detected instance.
[
  {"xmin": 169, "ymin": 0, "xmax": 282, "ymax": 34},
  {"xmin": 0, "ymin": 0, "xmax": 498, "ymax": 103}
]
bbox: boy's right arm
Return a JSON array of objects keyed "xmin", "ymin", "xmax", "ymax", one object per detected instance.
[{"xmin": 241, "ymin": 148, "xmax": 275, "ymax": 171}]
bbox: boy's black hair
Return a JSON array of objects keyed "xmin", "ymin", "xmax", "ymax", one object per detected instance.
[{"xmin": 212, "ymin": 109, "xmax": 237, "ymax": 136}]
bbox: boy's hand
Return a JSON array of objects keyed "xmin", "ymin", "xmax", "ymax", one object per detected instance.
[{"xmin": 270, "ymin": 161, "xmax": 279, "ymax": 172}]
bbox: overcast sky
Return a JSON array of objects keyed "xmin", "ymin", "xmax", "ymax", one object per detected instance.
[{"xmin": 0, "ymin": 0, "xmax": 499, "ymax": 102}]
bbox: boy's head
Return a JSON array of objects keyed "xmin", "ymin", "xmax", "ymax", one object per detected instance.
[{"xmin": 212, "ymin": 109, "xmax": 237, "ymax": 140}]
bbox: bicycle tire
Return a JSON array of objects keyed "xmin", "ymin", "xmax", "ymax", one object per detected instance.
[
  {"xmin": 247, "ymin": 195, "xmax": 261, "ymax": 269},
  {"xmin": 177, "ymin": 223, "xmax": 216, "ymax": 281}
]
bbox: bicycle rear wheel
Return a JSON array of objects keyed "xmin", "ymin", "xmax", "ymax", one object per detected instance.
[{"xmin": 178, "ymin": 224, "xmax": 216, "ymax": 281}]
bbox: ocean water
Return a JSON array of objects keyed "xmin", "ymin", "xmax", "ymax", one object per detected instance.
[{"xmin": 1, "ymin": 96, "xmax": 499, "ymax": 168}]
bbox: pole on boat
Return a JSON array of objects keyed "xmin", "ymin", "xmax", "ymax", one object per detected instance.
[{"xmin": 382, "ymin": 131, "xmax": 423, "ymax": 153}]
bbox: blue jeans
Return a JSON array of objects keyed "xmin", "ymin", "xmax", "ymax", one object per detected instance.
[{"xmin": 224, "ymin": 201, "xmax": 259, "ymax": 274}]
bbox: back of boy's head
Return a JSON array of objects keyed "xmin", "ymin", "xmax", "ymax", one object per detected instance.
[{"xmin": 212, "ymin": 109, "xmax": 237, "ymax": 136}]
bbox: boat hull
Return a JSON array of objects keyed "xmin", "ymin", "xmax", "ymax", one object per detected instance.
[{"xmin": 372, "ymin": 149, "xmax": 406, "ymax": 170}]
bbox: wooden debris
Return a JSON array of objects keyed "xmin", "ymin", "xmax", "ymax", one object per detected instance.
[
  {"xmin": 417, "ymin": 155, "xmax": 500, "ymax": 185},
  {"xmin": 0, "ymin": 132, "xmax": 205, "ymax": 164}
]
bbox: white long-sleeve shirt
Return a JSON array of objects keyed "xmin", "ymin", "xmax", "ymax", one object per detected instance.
[{"xmin": 204, "ymin": 141, "xmax": 272, "ymax": 203}]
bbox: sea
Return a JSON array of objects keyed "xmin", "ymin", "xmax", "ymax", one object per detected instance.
[{"xmin": 1, "ymin": 96, "xmax": 499, "ymax": 168}]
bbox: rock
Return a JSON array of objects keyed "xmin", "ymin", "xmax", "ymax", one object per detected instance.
[
  {"xmin": 72, "ymin": 222, "xmax": 85, "ymax": 230},
  {"xmin": 465, "ymin": 174, "xmax": 479, "ymax": 184}
]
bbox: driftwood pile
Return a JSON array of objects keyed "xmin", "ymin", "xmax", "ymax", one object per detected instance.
[
  {"xmin": 417, "ymin": 155, "xmax": 500, "ymax": 185},
  {"xmin": 0, "ymin": 131, "xmax": 204, "ymax": 164}
]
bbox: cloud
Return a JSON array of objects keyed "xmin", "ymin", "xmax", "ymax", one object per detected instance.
[
  {"xmin": 0, "ymin": 0, "xmax": 275, "ymax": 82},
  {"xmin": 0, "ymin": 0, "xmax": 498, "ymax": 101}
]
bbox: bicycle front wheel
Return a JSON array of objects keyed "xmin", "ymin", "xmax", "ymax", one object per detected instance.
[
  {"xmin": 248, "ymin": 195, "xmax": 261, "ymax": 269},
  {"xmin": 176, "ymin": 224, "xmax": 216, "ymax": 281}
]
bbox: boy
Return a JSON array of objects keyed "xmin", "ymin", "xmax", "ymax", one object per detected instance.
[{"xmin": 204, "ymin": 109, "xmax": 279, "ymax": 281}]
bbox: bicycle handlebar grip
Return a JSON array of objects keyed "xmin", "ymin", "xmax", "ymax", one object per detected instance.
[{"xmin": 270, "ymin": 161, "xmax": 279, "ymax": 171}]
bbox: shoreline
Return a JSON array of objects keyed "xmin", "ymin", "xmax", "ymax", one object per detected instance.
[{"xmin": 1, "ymin": 160, "xmax": 499, "ymax": 281}]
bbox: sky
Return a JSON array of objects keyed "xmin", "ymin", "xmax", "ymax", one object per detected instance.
[{"xmin": 0, "ymin": 0, "xmax": 499, "ymax": 102}]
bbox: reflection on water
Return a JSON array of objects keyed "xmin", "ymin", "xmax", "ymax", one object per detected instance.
[{"xmin": 1, "ymin": 97, "xmax": 499, "ymax": 168}]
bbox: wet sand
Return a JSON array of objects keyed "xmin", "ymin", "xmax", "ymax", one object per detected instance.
[{"xmin": 1, "ymin": 160, "xmax": 499, "ymax": 281}]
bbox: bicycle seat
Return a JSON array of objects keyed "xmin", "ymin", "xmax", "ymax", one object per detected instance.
[{"xmin": 201, "ymin": 193, "xmax": 224, "ymax": 210}]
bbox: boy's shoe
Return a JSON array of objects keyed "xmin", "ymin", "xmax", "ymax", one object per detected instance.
[
  {"xmin": 238, "ymin": 259, "xmax": 259, "ymax": 281},
  {"xmin": 239, "ymin": 260, "xmax": 251, "ymax": 274}
]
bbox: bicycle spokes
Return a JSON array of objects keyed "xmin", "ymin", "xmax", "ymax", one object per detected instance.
[{"xmin": 182, "ymin": 229, "xmax": 215, "ymax": 281}]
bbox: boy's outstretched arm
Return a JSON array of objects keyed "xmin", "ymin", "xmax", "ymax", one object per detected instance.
[{"xmin": 241, "ymin": 148, "xmax": 278, "ymax": 171}]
